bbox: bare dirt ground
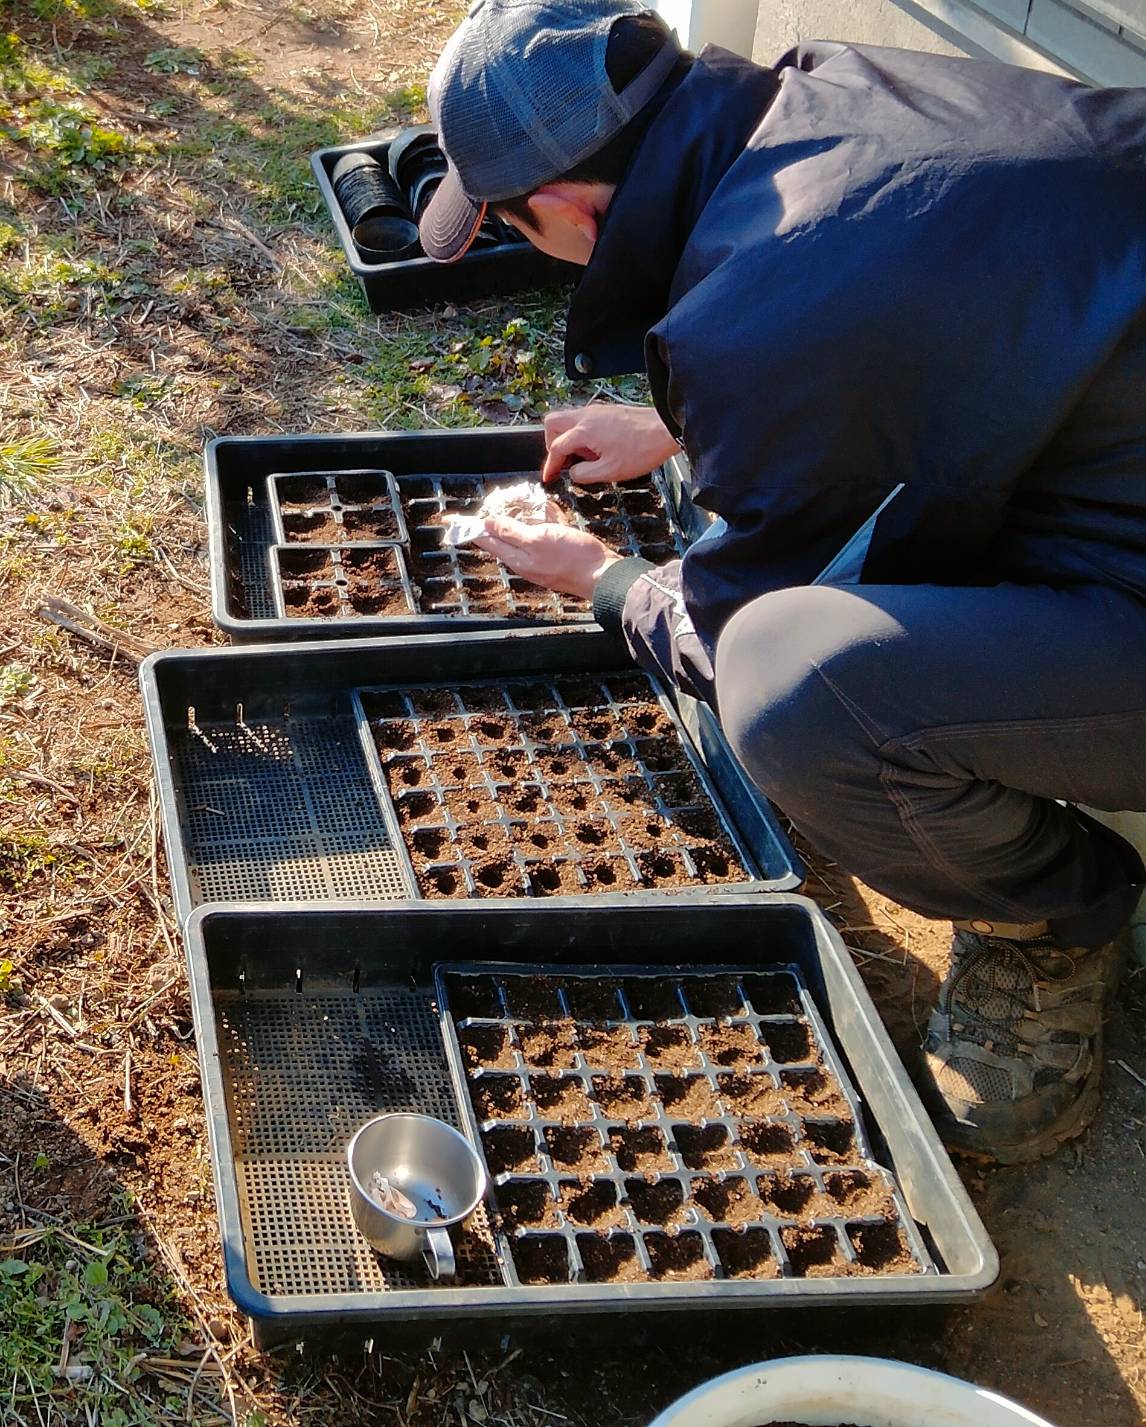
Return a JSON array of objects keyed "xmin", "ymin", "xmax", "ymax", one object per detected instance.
[{"xmin": 1, "ymin": 2, "xmax": 1144, "ymax": 1424}]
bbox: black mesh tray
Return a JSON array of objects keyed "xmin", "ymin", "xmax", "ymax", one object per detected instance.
[
  {"xmin": 312, "ymin": 129, "xmax": 575, "ymax": 311},
  {"xmin": 436, "ymin": 963, "xmax": 936, "ymax": 1287},
  {"xmin": 183, "ymin": 899, "xmax": 997, "ymax": 1348},
  {"xmin": 206, "ymin": 425, "xmax": 704, "ymax": 643},
  {"xmin": 140, "ymin": 630, "xmax": 802, "ymax": 926}
]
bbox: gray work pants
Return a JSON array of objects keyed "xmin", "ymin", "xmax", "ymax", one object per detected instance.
[{"xmin": 715, "ymin": 582, "xmax": 1146, "ymax": 949}]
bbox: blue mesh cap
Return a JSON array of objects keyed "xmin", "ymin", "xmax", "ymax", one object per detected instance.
[{"xmin": 421, "ymin": 0, "xmax": 680, "ymax": 263}]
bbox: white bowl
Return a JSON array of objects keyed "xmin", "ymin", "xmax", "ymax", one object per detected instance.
[{"xmin": 647, "ymin": 1356, "xmax": 1057, "ymax": 1427}]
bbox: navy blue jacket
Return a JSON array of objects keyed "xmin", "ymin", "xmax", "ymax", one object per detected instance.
[{"xmin": 574, "ymin": 43, "xmax": 1146, "ymax": 703}]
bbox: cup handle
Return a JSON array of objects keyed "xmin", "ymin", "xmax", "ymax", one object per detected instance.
[{"xmin": 422, "ymin": 1227, "xmax": 455, "ymax": 1281}]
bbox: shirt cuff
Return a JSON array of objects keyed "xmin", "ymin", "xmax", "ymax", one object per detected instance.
[{"xmin": 592, "ymin": 556, "xmax": 654, "ymax": 633}]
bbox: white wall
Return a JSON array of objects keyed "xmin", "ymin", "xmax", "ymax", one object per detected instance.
[
  {"xmin": 752, "ymin": 0, "xmax": 971, "ymax": 61},
  {"xmin": 653, "ymin": 0, "xmax": 760, "ymax": 55}
]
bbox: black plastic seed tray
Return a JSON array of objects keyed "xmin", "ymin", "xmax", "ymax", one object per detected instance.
[
  {"xmin": 184, "ymin": 898, "xmax": 996, "ymax": 1347},
  {"xmin": 312, "ymin": 129, "xmax": 575, "ymax": 311},
  {"xmin": 207, "ymin": 426, "xmax": 703, "ymax": 642},
  {"xmin": 355, "ymin": 671, "xmax": 758, "ymax": 900},
  {"xmin": 266, "ymin": 468, "xmax": 407, "ymax": 547},
  {"xmin": 437, "ymin": 962, "xmax": 936, "ymax": 1289},
  {"xmin": 269, "ymin": 544, "xmax": 417, "ymax": 621},
  {"xmin": 140, "ymin": 630, "xmax": 801, "ymax": 926}
]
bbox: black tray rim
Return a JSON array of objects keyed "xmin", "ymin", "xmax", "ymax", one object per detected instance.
[{"xmin": 182, "ymin": 896, "xmax": 999, "ymax": 1329}]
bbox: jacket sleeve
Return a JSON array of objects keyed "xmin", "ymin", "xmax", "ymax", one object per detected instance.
[{"xmin": 593, "ymin": 554, "xmax": 718, "ymax": 704}]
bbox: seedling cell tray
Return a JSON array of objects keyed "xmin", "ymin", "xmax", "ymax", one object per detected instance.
[
  {"xmin": 140, "ymin": 630, "xmax": 801, "ymax": 926},
  {"xmin": 207, "ymin": 426, "xmax": 703, "ymax": 643},
  {"xmin": 269, "ymin": 544, "xmax": 417, "ymax": 621},
  {"xmin": 184, "ymin": 899, "xmax": 997, "ymax": 1347},
  {"xmin": 436, "ymin": 963, "xmax": 935, "ymax": 1287},
  {"xmin": 312, "ymin": 128, "xmax": 575, "ymax": 311}
]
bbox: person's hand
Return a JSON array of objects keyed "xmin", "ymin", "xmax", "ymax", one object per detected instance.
[
  {"xmin": 473, "ymin": 515, "xmax": 621, "ymax": 601},
  {"xmin": 541, "ymin": 403, "xmax": 679, "ymax": 485}
]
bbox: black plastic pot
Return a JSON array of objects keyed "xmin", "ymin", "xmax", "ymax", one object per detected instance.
[{"xmin": 330, "ymin": 151, "xmax": 421, "ymax": 261}]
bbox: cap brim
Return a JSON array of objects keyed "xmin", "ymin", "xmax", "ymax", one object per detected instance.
[{"xmin": 419, "ymin": 168, "xmax": 487, "ymax": 263}]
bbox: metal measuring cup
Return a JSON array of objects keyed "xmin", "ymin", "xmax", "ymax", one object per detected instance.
[{"xmin": 347, "ymin": 1114, "xmax": 486, "ymax": 1280}]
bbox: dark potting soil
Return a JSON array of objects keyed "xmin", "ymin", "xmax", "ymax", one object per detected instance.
[
  {"xmin": 517, "ymin": 1021, "xmax": 578, "ymax": 1069},
  {"xmin": 781, "ymin": 1224, "xmax": 851, "ymax": 1278},
  {"xmin": 344, "ymin": 549, "xmax": 411, "ymax": 616},
  {"xmin": 698, "ymin": 1023, "xmax": 765, "ymax": 1067},
  {"xmin": 609, "ymin": 1127, "xmax": 675, "ymax": 1174},
  {"xmin": 340, "ymin": 506, "xmax": 401, "ymax": 540},
  {"xmin": 713, "ymin": 1227, "xmax": 778, "ymax": 1281},
  {"xmin": 513, "ymin": 1236, "xmax": 570, "ymax": 1285},
  {"xmin": 544, "ymin": 1126, "xmax": 608, "ymax": 1173},
  {"xmin": 639, "ymin": 1025, "xmax": 700, "ymax": 1070},
  {"xmin": 591, "ymin": 1075, "xmax": 652, "ymax": 1122},
  {"xmin": 578, "ymin": 1026, "xmax": 639, "ymax": 1071},
  {"xmin": 496, "ymin": 1179, "xmax": 561, "ymax": 1230},
  {"xmin": 577, "ymin": 1233, "xmax": 645, "ymax": 1283},
  {"xmin": 655, "ymin": 1074, "xmax": 722, "ymax": 1120},
  {"xmin": 282, "ymin": 583, "xmax": 340, "ymax": 618},
  {"xmin": 458, "ymin": 1025, "xmax": 515, "ymax": 1071},
  {"xmin": 559, "ymin": 1179, "xmax": 626, "ymax": 1229},
  {"xmin": 716, "ymin": 1072, "xmax": 787, "ymax": 1118},
  {"xmin": 530, "ymin": 1075, "xmax": 593, "ymax": 1124},
  {"xmin": 645, "ymin": 1231, "xmax": 712, "ymax": 1281},
  {"xmin": 625, "ymin": 1176, "xmax": 686, "ymax": 1227},
  {"xmin": 282, "ymin": 511, "xmax": 342, "ymax": 543},
  {"xmin": 482, "ymin": 1127, "xmax": 539, "ymax": 1176},
  {"xmin": 690, "ymin": 1175, "xmax": 765, "ymax": 1226},
  {"xmin": 780, "ymin": 1069, "xmax": 851, "ymax": 1117}
]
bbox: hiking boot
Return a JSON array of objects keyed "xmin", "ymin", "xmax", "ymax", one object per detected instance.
[{"xmin": 920, "ymin": 918, "xmax": 1124, "ymax": 1165}]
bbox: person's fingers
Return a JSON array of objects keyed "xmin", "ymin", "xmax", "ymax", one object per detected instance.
[
  {"xmin": 542, "ymin": 408, "xmax": 582, "ymax": 442},
  {"xmin": 542, "ymin": 426, "xmax": 599, "ymax": 484},
  {"xmin": 565, "ymin": 456, "xmax": 615, "ymax": 486}
]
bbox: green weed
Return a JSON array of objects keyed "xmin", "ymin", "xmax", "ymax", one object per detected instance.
[
  {"xmin": 0, "ymin": 665, "xmax": 36, "ymax": 704},
  {"xmin": 0, "ymin": 435, "xmax": 57, "ymax": 505},
  {"xmin": 143, "ymin": 44, "xmax": 203, "ymax": 74}
]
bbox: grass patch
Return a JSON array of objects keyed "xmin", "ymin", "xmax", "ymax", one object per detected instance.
[{"xmin": 0, "ymin": 436, "xmax": 58, "ymax": 505}]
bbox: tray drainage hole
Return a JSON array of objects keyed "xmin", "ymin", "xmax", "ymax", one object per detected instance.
[
  {"xmin": 513, "ymin": 1235, "xmax": 571, "ymax": 1285},
  {"xmin": 644, "ymin": 1231, "xmax": 712, "ymax": 1281},
  {"xmin": 395, "ymin": 789, "xmax": 438, "ymax": 822},
  {"xmin": 609, "ymin": 1127, "xmax": 673, "ymax": 1174},
  {"xmin": 803, "ymin": 1119, "xmax": 858, "ymax": 1165},
  {"xmin": 713, "ymin": 1227, "xmax": 778, "ymax": 1280},
  {"xmin": 374, "ymin": 720, "xmax": 418, "ymax": 751},
  {"xmin": 673, "ymin": 1123, "xmax": 737, "ymax": 1171},
  {"xmin": 592, "ymin": 1075, "xmax": 652, "ymax": 1122},
  {"xmin": 473, "ymin": 1076, "xmax": 527, "ymax": 1122},
  {"xmin": 639, "ymin": 1026, "xmax": 699, "ymax": 1069},
  {"xmin": 625, "ymin": 1177, "xmax": 685, "ymax": 1226},
  {"xmin": 763, "ymin": 1021, "xmax": 816, "ymax": 1064},
  {"xmin": 518, "ymin": 1021, "xmax": 578, "ymax": 1069},
  {"xmin": 482, "ymin": 1127, "xmax": 539, "ymax": 1176},
  {"xmin": 738, "ymin": 1121, "xmax": 797, "ymax": 1166},
  {"xmin": 655, "ymin": 1074, "xmax": 721, "ymax": 1120},
  {"xmin": 781, "ymin": 1224, "xmax": 845, "ymax": 1278},
  {"xmin": 459, "ymin": 1026, "xmax": 515, "ymax": 1071},
  {"xmin": 446, "ymin": 976, "xmax": 502, "ymax": 1019},
  {"xmin": 691, "ymin": 1176, "xmax": 762, "ymax": 1225},
  {"xmin": 503, "ymin": 980, "xmax": 563, "ymax": 1020},
  {"xmin": 824, "ymin": 1171, "xmax": 895, "ymax": 1218},
  {"xmin": 780, "ymin": 1069, "xmax": 850, "ymax": 1116},
  {"xmin": 698, "ymin": 1023, "xmax": 763, "ymax": 1068},
  {"xmin": 531, "ymin": 1075, "xmax": 592, "ymax": 1123},
  {"xmin": 716, "ymin": 1073, "xmax": 784, "ymax": 1118},
  {"xmin": 496, "ymin": 1180, "xmax": 559, "ymax": 1229},
  {"xmin": 848, "ymin": 1221, "xmax": 919, "ymax": 1274},
  {"xmin": 680, "ymin": 978, "xmax": 747, "ymax": 1020},
  {"xmin": 577, "ymin": 1026, "xmax": 639, "ymax": 1071},
  {"xmin": 742, "ymin": 973, "xmax": 802, "ymax": 1016},
  {"xmin": 757, "ymin": 1173, "xmax": 816, "ymax": 1218},
  {"xmin": 622, "ymin": 979, "xmax": 683, "ymax": 1021},
  {"xmin": 577, "ymin": 1233, "xmax": 642, "ymax": 1284},
  {"xmin": 544, "ymin": 1127, "xmax": 607, "ymax": 1173},
  {"xmin": 560, "ymin": 1180, "xmax": 623, "ymax": 1228}
]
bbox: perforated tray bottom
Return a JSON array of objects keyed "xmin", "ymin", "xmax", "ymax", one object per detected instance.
[
  {"xmin": 172, "ymin": 715, "xmax": 407, "ymax": 903},
  {"xmin": 216, "ymin": 985, "xmax": 502, "ymax": 1297}
]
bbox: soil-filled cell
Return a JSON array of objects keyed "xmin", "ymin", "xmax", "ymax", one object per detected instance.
[
  {"xmin": 780, "ymin": 1069, "xmax": 850, "ymax": 1117},
  {"xmin": 714, "ymin": 1227, "xmax": 778, "ymax": 1280},
  {"xmin": 473, "ymin": 1075, "xmax": 527, "ymax": 1122},
  {"xmin": 823, "ymin": 1171, "xmax": 896, "ymax": 1220},
  {"xmin": 471, "ymin": 858, "xmax": 521, "ymax": 897},
  {"xmin": 283, "ymin": 510, "xmax": 341, "ymax": 543},
  {"xmin": 636, "ymin": 849, "xmax": 691, "ymax": 888},
  {"xmin": 688, "ymin": 846, "xmax": 746, "ymax": 884},
  {"xmin": 544, "ymin": 1126, "xmax": 608, "ymax": 1174},
  {"xmin": 674, "ymin": 1124, "xmax": 738, "ymax": 1172},
  {"xmin": 456, "ymin": 685, "xmax": 509, "ymax": 714},
  {"xmin": 632, "ymin": 737, "xmax": 685, "ymax": 775},
  {"xmin": 455, "ymin": 823, "xmax": 511, "ymax": 863},
  {"xmin": 552, "ymin": 677, "xmax": 607, "ymax": 708},
  {"xmin": 505, "ymin": 681, "xmax": 558, "ymax": 712},
  {"xmin": 763, "ymin": 1021, "xmax": 816, "ymax": 1065},
  {"xmin": 781, "ymin": 1224, "xmax": 847, "ymax": 1279},
  {"xmin": 451, "ymin": 789, "xmax": 500, "ymax": 824},
  {"xmin": 501, "ymin": 784, "xmax": 548, "ymax": 818},
  {"xmin": 341, "ymin": 549, "xmax": 411, "ymax": 616},
  {"xmin": 849, "ymin": 1221, "xmax": 919, "ymax": 1274},
  {"xmin": 569, "ymin": 709, "xmax": 626, "ymax": 743},
  {"xmin": 578, "ymin": 1026, "xmax": 639, "ymax": 1071},
  {"xmin": 483, "ymin": 1127, "xmax": 539, "ymax": 1177},
  {"xmin": 459, "ymin": 1025, "xmax": 515, "ymax": 1071},
  {"xmin": 502, "ymin": 980, "xmax": 562, "ymax": 1020},
  {"xmin": 408, "ymin": 688, "xmax": 458, "ymax": 718},
  {"xmin": 610, "ymin": 1127, "xmax": 675, "ymax": 1175},
  {"xmin": 560, "ymin": 1179, "xmax": 625, "ymax": 1229},
  {"xmin": 681, "ymin": 978, "xmax": 746, "ymax": 1022},
  {"xmin": 645, "ymin": 1231, "xmax": 712, "ymax": 1281},
  {"xmin": 698, "ymin": 1024, "xmax": 763, "ymax": 1068},
  {"xmin": 655, "ymin": 1075, "xmax": 722, "ymax": 1121},
  {"xmin": 418, "ymin": 865, "xmax": 465, "ymax": 898},
  {"xmin": 577, "ymin": 1233, "xmax": 644, "ymax": 1283},
  {"xmin": 520, "ymin": 823, "xmax": 561, "ymax": 857},
  {"xmin": 283, "ymin": 584, "xmax": 340, "ymax": 619},
  {"xmin": 592, "ymin": 1075, "xmax": 653, "ymax": 1122},
  {"xmin": 691, "ymin": 1176, "xmax": 764, "ymax": 1226},
  {"xmin": 756, "ymin": 1173, "xmax": 817, "ymax": 1219},
  {"xmin": 518, "ymin": 712, "xmax": 574, "ymax": 745},
  {"xmin": 276, "ymin": 475, "xmax": 328, "ymax": 507},
  {"xmin": 334, "ymin": 473, "xmax": 392, "ymax": 504},
  {"xmin": 429, "ymin": 752, "xmax": 485, "ymax": 787},
  {"xmin": 393, "ymin": 788, "xmax": 441, "ymax": 825},
  {"xmin": 649, "ymin": 770, "xmax": 704, "ymax": 807},
  {"xmin": 803, "ymin": 1119, "xmax": 858, "ymax": 1165},
  {"xmin": 581, "ymin": 742, "xmax": 638, "ymax": 778},
  {"xmin": 623, "ymin": 979, "xmax": 683, "ymax": 1022},
  {"xmin": 496, "ymin": 1179, "xmax": 559, "ymax": 1229},
  {"xmin": 525, "ymin": 860, "xmax": 584, "ymax": 898},
  {"xmin": 517, "ymin": 1020, "xmax": 577, "ymax": 1069},
  {"xmin": 715, "ymin": 1072, "xmax": 785, "ymax": 1119},
  {"xmin": 640, "ymin": 1025, "xmax": 700, "ymax": 1069},
  {"xmin": 530, "ymin": 746, "xmax": 585, "ymax": 783},
  {"xmin": 449, "ymin": 977, "xmax": 502, "ymax": 1020},
  {"xmin": 531, "ymin": 1075, "xmax": 593, "ymax": 1124},
  {"xmin": 360, "ymin": 690, "xmax": 409, "ymax": 720},
  {"xmin": 340, "ymin": 507, "xmax": 401, "ymax": 541},
  {"xmin": 738, "ymin": 1121, "xmax": 798, "ymax": 1168},
  {"xmin": 513, "ymin": 1236, "xmax": 571, "ymax": 1285},
  {"xmin": 580, "ymin": 856, "xmax": 638, "ymax": 891},
  {"xmin": 374, "ymin": 719, "xmax": 418, "ymax": 752},
  {"xmin": 623, "ymin": 703, "xmax": 674, "ymax": 739},
  {"xmin": 625, "ymin": 1176, "xmax": 686, "ymax": 1227},
  {"xmin": 606, "ymin": 673, "xmax": 655, "ymax": 703},
  {"xmin": 743, "ymin": 975, "xmax": 802, "ymax": 1016},
  {"xmin": 486, "ymin": 749, "xmax": 529, "ymax": 780},
  {"xmin": 410, "ymin": 825, "xmax": 451, "ymax": 863},
  {"xmin": 564, "ymin": 980, "xmax": 623, "ymax": 1022}
]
